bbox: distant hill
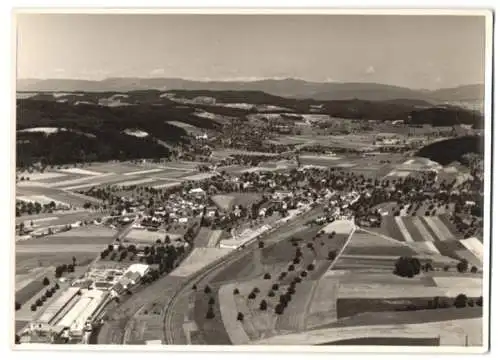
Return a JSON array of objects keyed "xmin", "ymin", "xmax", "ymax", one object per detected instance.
[
  {"xmin": 16, "ymin": 78, "xmax": 485, "ymax": 103},
  {"xmin": 430, "ymin": 84, "xmax": 485, "ymax": 102}
]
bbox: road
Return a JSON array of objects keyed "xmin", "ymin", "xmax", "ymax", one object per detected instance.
[
  {"xmin": 162, "ymin": 204, "xmax": 326, "ymax": 344},
  {"xmin": 95, "ymin": 202, "xmax": 326, "ymax": 344}
]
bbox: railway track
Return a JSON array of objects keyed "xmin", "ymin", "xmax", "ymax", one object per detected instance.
[{"xmin": 162, "ymin": 205, "xmax": 327, "ymax": 344}]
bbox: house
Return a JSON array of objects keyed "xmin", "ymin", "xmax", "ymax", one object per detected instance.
[{"xmin": 124, "ymin": 271, "xmax": 141, "ymax": 285}]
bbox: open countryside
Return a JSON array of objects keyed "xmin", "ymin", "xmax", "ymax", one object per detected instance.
[{"xmin": 14, "ymin": 11, "xmax": 489, "ymax": 351}]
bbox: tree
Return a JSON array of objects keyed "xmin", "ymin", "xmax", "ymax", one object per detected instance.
[
  {"xmin": 471, "ymin": 266, "xmax": 478, "ymax": 273},
  {"xmin": 108, "ymin": 244, "xmax": 114, "ymax": 252},
  {"xmin": 233, "ymin": 288, "xmax": 239, "ymax": 295},
  {"xmin": 258, "ymin": 240, "xmax": 264, "ymax": 249},
  {"xmin": 36, "ymin": 299, "xmax": 43, "ymax": 307},
  {"xmin": 327, "ymin": 250, "xmax": 337, "ymax": 261},
  {"xmin": 476, "ymin": 296, "xmax": 483, "ymax": 307},
  {"xmin": 248, "ymin": 292, "xmax": 256, "ymax": 300},
  {"xmin": 43, "ymin": 277, "xmax": 50, "ymax": 286},
  {"xmin": 204, "ymin": 285, "xmax": 212, "ymax": 294},
  {"xmin": 293, "ymin": 257, "xmax": 300, "ymax": 265},
  {"xmin": 275, "ymin": 303, "xmax": 284, "ymax": 315},
  {"xmin": 467, "ymin": 299, "xmax": 475, "ymax": 307},
  {"xmin": 279, "ymin": 294, "xmax": 289, "ymax": 305},
  {"xmin": 15, "ymin": 334, "xmax": 20, "ymax": 345},
  {"xmin": 237, "ymin": 312, "xmax": 244, "ymax": 321},
  {"xmin": 394, "ymin": 256, "xmax": 421, "ymax": 278},
  {"xmin": 268, "ymin": 290, "xmax": 275, "ymax": 297},
  {"xmin": 457, "ymin": 258, "xmax": 469, "ymax": 273},
  {"xmin": 288, "ymin": 264, "xmax": 295, "ymax": 271},
  {"xmin": 263, "ymin": 273, "xmax": 271, "ymax": 280},
  {"xmin": 55, "ymin": 283, "xmax": 60, "ymax": 290},
  {"xmin": 15, "ymin": 302, "xmax": 21, "ymax": 311},
  {"xmin": 72, "ymin": 256, "xmax": 77, "ymax": 266},
  {"xmin": 192, "ymin": 284, "xmax": 197, "ymax": 291},
  {"xmin": 454, "ymin": 293, "xmax": 468, "ymax": 308},
  {"xmin": 252, "ymin": 287, "xmax": 260, "ymax": 294},
  {"xmin": 206, "ymin": 307, "xmax": 215, "ymax": 319},
  {"xmin": 259, "ymin": 299, "xmax": 268, "ymax": 311},
  {"xmin": 45, "ymin": 289, "xmax": 53, "ymax": 298},
  {"xmin": 31, "ymin": 304, "xmax": 37, "ymax": 311},
  {"xmin": 443, "ymin": 265, "xmax": 450, "ymax": 272},
  {"xmin": 423, "ymin": 262, "xmax": 433, "ymax": 272},
  {"xmin": 208, "ymin": 297, "xmax": 215, "ymax": 305},
  {"xmin": 307, "ymin": 264, "xmax": 315, "ymax": 271}
]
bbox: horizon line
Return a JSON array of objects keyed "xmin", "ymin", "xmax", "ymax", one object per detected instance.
[{"xmin": 16, "ymin": 77, "xmax": 485, "ymax": 92}]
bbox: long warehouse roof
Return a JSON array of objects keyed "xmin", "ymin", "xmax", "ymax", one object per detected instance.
[{"xmin": 37, "ymin": 287, "xmax": 81, "ymax": 324}]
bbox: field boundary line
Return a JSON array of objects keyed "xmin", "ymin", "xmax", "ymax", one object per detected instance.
[
  {"xmin": 412, "ymin": 217, "xmax": 437, "ymax": 243},
  {"xmin": 302, "ymin": 222, "xmax": 356, "ymax": 330},
  {"xmin": 394, "ymin": 216, "xmax": 415, "ymax": 243}
]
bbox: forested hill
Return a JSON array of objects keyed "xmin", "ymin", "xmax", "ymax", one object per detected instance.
[
  {"xmin": 16, "ymin": 91, "xmax": 484, "ymax": 166},
  {"xmin": 415, "ymin": 135, "xmax": 484, "ymax": 165}
]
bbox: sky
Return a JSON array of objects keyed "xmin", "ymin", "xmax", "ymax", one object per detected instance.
[{"xmin": 16, "ymin": 13, "xmax": 487, "ymax": 90}]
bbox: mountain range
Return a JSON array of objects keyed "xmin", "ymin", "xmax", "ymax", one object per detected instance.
[{"xmin": 17, "ymin": 78, "xmax": 485, "ymax": 103}]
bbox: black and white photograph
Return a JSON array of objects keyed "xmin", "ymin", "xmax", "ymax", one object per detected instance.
[{"xmin": 11, "ymin": 8, "xmax": 492, "ymax": 351}]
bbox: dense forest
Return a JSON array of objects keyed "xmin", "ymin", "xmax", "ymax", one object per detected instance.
[
  {"xmin": 415, "ymin": 135, "xmax": 484, "ymax": 165},
  {"xmin": 16, "ymin": 91, "xmax": 484, "ymax": 166},
  {"xmin": 409, "ymin": 107, "xmax": 483, "ymax": 128},
  {"xmin": 16, "ymin": 130, "xmax": 173, "ymax": 167}
]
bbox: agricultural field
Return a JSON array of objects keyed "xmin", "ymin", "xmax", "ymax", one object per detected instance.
[
  {"xmin": 16, "ymin": 210, "xmax": 98, "ymax": 227},
  {"xmin": 169, "ymin": 248, "xmax": 232, "ymax": 278},
  {"xmin": 15, "ymin": 226, "xmax": 112, "ymax": 273},
  {"xmin": 16, "ymin": 186, "xmax": 102, "ymax": 207},
  {"xmin": 211, "ymin": 220, "xmax": 356, "ymax": 342},
  {"xmin": 15, "ymin": 276, "xmax": 51, "ymax": 306},
  {"xmin": 211, "ymin": 192, "xmax": 263, "ymax": 212},
  {"xmin": 297, "ymin": 153, "xmax": 407, "ymax": 178},
  {"xmin": 377, "ymin": 215, "xmax": 482, "ymax": 266},
  {"xmin": 15, "ymin": 277, "xmax": 72, "ymax": 323},
  {"xmin": 16, "ymin": 160, "xmax": 205, "ymax": 204},
  {"xmin": 19, "ymin": 225, "xmax": 115, "ymax": 246},
  {"xmin": 192, "ymin": 227, "xmax": 213, "ymax": 248},
  {"xmin": 212, "ymin": 217, "xmax": 482, "ymax": 346},
  {"xmin": 253, "ymin": 315, "xmax": 482, "ymax": 346},
  {"xmin": 192, "ymin": 283, "xmax": 232, "ymax": 345},
  {"xmin": 124, "ymin": 229, "xmax": 170, "ymax": 244}
]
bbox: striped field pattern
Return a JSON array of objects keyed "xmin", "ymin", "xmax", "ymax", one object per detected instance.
[{"xmin": 381, "ymin": 216, "xmax": 482, "ymax": 267}]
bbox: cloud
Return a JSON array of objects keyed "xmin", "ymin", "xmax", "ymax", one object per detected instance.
[
  {"xmin": 365, "ymin": 65, "xmax": 375, "ymax": 74},
  {"xmin": 150, "ymin": 68, "xmax": 165, "ymax": 76}
]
